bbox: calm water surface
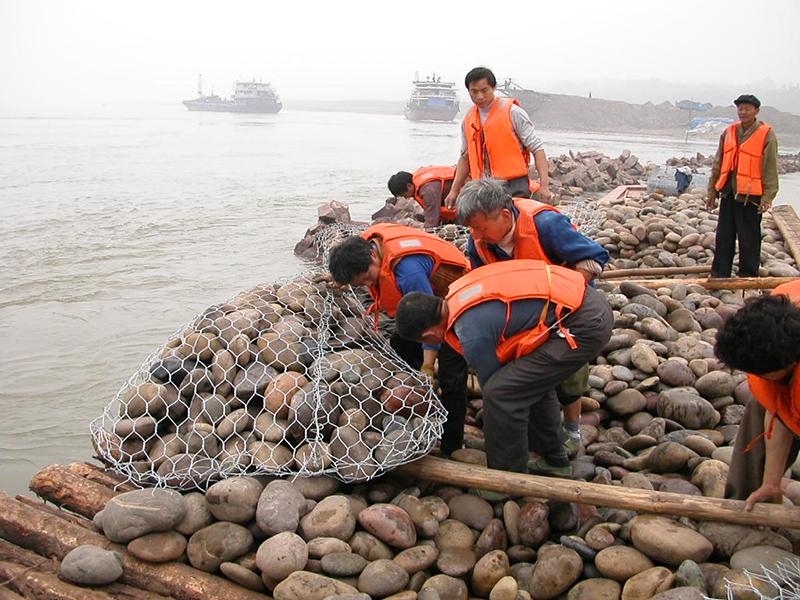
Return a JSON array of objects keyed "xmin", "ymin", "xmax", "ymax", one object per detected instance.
[{"xmin": 1, "ymin": 107, "xmax": 798, "ymax": 496}]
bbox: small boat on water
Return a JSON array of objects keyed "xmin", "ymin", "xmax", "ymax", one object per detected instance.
[
  {"xmin": 404, "ymin": 74, "xmax": 459, "ymax": 122},
  {"xmin": 183, "ymin": 75, "xmax": 282, "ymax": 114}
]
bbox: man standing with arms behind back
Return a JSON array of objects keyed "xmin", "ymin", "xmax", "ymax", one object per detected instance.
[
  {"xmin": 707, "ymin": 94, "xmax": 779, "ymax": 278},
  {"xmin": 444, "ymin": 66, "xmax": 552, "ymax": 208}
]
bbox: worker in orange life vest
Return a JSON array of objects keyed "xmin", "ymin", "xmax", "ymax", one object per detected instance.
[
  {"xmin": 706, "ymin": 94, "xmax": 779, "ymax": 278},
  {"xmin": 327, "ymin": 224, "xmax": 470, "ymax": 456},
  {"xmin": 456, "ymin": 177, "xmax": 610, "ymax": 457},
  {"xmin": 715, "ymin": 280, "xmax": 800, "ymax": 510},
  {"xmin": 395, "ymin": 260, "xmax": 613, "ymax": 478},
  {"xmin": 443, "ymin": 66, "xmax": 552, "ymax": 210},
  {"xmin": 387, "ymin": 166, "xmax": 457, "ymax": 228}
]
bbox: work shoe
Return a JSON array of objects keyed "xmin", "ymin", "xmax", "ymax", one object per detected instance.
[
  {"xmin": 527, "ymin": 456, "xmax": 573, "ymax": 478},
  {"xmin": 564, "ymin": 434, "xmax": 582, "ymax": 458},
  {"xmin": 465, "ymin": 438, "xmax": 486, "ymax": 451}
]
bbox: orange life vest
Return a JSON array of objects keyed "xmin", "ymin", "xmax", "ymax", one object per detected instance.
[
  {"xmin": 361, "ymin": 224, "xmax": 470, "ymax": 322},
  {"xmin": 443, "ymin": 259, "xmax": 587, "ymax": 364},
  {"xmin": 412, "ymin": 165, "xmax": 457, "ymax": 223},
  {"xmin": 473, "ymin": 198, "xmax": 566, "ymax": 265},
  {"xmin": 714, "ymin": 121, "xmax": 772, "ymax": 197},
  {"xmin": 464, "ymin": 97, "xmax": 530, "ymax": 181},
  {"xmin": 747, "ymin": 280, "xmax": 800, "ymax": 437}
]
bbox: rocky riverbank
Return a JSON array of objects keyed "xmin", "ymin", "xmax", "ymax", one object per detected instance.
[{"xmin": 4, "ymin": 189, "xmax": 800, "ymax": 599}]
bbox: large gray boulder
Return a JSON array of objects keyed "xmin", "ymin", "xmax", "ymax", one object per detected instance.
[{"xmin": 101, "ymin": 488, "xmax": 186, "ymax": 543}]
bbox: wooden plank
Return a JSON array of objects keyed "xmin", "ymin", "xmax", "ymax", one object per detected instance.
[
  {"xmin": 615, "ymin": 276, "xmax": 798, "ymax": 290},
  {"xmin": 396, "ymin": 456, "xmax": 800, "ymax": 529},
  {"xmin": 598, "ymin": 184, "xmax": 646, "ymax": 204},
  {"xmin": 772, "ymin": 205, "xmax": 800, "ymax": 267}
]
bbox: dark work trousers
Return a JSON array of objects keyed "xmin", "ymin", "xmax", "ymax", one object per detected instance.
[
  {"xmin": 711, "ymin": 193, "xmax": 763, "ymax": 278},
  {"xmin": 725, "ymin": 399, "xmax": 800, "ymax": 500},
  {"xmin": 390, "ymin": 334, "xmax": 469, "ymax": 455},
  {"xmin": 503, "ymin": 175, "xmax": 532, "ymax": 199},
  {"xmin": 480, "ymin": 287, "xmax": 613, "ymax": 473}
]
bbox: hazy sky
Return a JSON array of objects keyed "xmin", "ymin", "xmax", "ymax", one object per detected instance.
[{"xmin": 1, "ymin": 0, "xmax": 799, "ymax": 114}]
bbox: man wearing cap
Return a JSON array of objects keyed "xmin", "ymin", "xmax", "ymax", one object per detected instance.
[{"xmin": 707, "ymin": 94, "xmax": 779, "ymax": 278}]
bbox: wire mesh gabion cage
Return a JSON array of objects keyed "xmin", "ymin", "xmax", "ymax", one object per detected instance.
[{"xmin": 90, "ymin": 272, "xmax": 445, "ymax": 491}]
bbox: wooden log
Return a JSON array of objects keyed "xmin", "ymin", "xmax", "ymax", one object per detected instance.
[
  {"xmin": 0, "ymin": 558, "xmax": 120, "ymax": 599},
  {"xmin": 772, "ymin": 205, "xmax": 800, "ymax": 267},
  {"xmin": 0, "ymin": 493, "xmax": 267, "ymax": 600},
  {"xmin": 601, "ymin": 265, "xmax": 711, "ymax": 279},
  {"xmin": 29, "ymin": 464, "xmax": 119, "ymax": 519},
  {"xmin": 0, "ymin": 539, "xmax": 55, "ymax": 569},
  {"xmin": 0, "ymin": 586, "xmax": 25, "ymax": 600},
  {"xmin": 615, "ymin": 276, "xmax": 798, "ymax": 290},
  {"xmin": 396, "ymin": 456, "xmax": 800, "ymax": 529},
  {"xmin": 15, "ymin": 495, "xmax": 99, "ymax": 531},
  {"xmin": 66, "ymin": 462, "xmax": 138, "ymax": 493},
  {"xmin": 0, "ymin": 539, "xmax": 170, "ymax": 600}
]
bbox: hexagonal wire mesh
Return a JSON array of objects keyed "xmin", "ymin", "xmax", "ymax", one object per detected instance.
[
  {"xmin": 90, "ymin": 273, "xmax": 445, "ymax": 490},
  {"xmin": 720, "ymin": 557, "xmax": 800, "ymax": 599},
  {"xmin": 557, "ymin": 198, "xmax": 605, "ymax": 238}
]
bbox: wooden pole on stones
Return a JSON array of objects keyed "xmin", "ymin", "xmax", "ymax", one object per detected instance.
[
  {"xmin": 613, "ymin": 276, "xmax": 798, "ymax": 290},
  {"xmin": 601, "ymin": 265, "xmax": 712, "ymax": 279},
  {"xmin": 0, "ymin": 492, "xmax": 268, "ymax": 600},
  {"xmin": 772, "ymin": 205, "xmax": 800, "ymax": 267},
  {"xmin": 397, "ymin": 456, "xmax": 800, "ymax": 530}
]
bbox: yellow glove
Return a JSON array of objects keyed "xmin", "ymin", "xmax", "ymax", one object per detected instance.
[{"xmin": 421, "ymin": 363, "xmax": 436, "ymax": 378}]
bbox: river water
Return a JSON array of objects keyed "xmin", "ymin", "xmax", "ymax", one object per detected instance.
[{"xmin": 1, "ymin": 107, "xmax": 799, "ymax": 496}]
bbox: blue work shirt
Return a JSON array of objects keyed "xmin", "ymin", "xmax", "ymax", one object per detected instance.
[
  {"xmin": 452, "ymin": 298, "xmax": 559, "ymax": 386},
  {"xmin": 466, "ymin": 206, "xmax": 609, "ymax": 271},
  {"xmin": 392, "ymin": 254, "xmax": 440, "ymax": 351}
]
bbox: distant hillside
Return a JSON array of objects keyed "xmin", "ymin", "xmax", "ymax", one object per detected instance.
[
  {"xmin": 509, "ymin": 89, "xmax": 800, "ymax": 143},
  {"xmin": 285, "ymin": 93, "xmax": 800, "ymax": 144}
]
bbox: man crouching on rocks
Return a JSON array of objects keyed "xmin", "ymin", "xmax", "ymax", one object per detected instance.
[
  {"xmin": 456, "ymin": 177, "xmax": 610, "ymax": 457},
  {"xmin": 715, "ymin": 280, "xmax": 800, "ymax": 510},
  {"xmin": 328, "ymin": 223, "xmax": 470, "ymax": 456},
  {"xmin": 394, "ymin": 259, "xmax": 613, "ymax": 478}
]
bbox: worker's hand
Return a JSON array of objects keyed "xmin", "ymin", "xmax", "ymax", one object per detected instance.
[
  {"xmin": 537, "ymin": 185, "xmax": 554, "ymax": 204},
  {"xmin": 420, "ymin": 363, "xmax": 436, "ymax": 379},
  {"xmin": 575, "ymin": 267, "xmax": 594, "ymax": 282},
  {"xmin": 706, "ymin": 193, "xmax": 718, "ymax": 211},
  {"xmin": 758, "ymin": 199, "xmax": 773, "ymax": 214},
  {"xmin": 444, "ymin": 189, "xmax": 459, "ymax": 210},
  {"xmin": 744, "ymin": 483, "xmax": 783, "ymax": 511}
]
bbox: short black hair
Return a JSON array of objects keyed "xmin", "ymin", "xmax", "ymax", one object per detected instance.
[
  {"xmin": 328, "ymin": 236, "xmax": 372, "ymax": 285},
  {"xmin": 465, "ymin": 67, "xmax": 497, "ymax": 89},
  {"xmin": 715, "ymin": 294, "xmax": 800, "ymax": 375},
  {"xmin": 388, "ymin": 171, "xmax": 413, "ymax": 197},
  {"xmin": 396, "ymin": 292, "xmax": 443, "ymax": 341}
]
